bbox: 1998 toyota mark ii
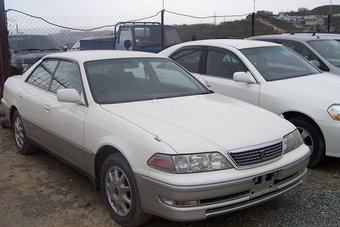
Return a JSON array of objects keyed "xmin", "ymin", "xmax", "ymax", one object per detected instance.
[{"xmin": 1, "ymin": 50, "xmax": 310, "ymax": 226}]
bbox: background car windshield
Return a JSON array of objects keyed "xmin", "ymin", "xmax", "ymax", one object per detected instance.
[
  {"xmin": 240, "ymin": 46, "xmax": 320, "ymax": 81},
  {"xmin": 85, "ymin": 58, "xmax": 208, "ymax": 104},
  {"xmin": 307, "ymin": 40, "xmax": 340, "ymax": 67},
  {"xmin": 9, "ymin": 35, "xmax": 63, "ymax": 52}
]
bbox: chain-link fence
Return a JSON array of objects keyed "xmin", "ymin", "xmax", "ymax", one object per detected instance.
[
  {"xmin": 2, "ymin": 8, "xmax": 338, "ymax": 80},
  {"xmin": 6, "ymin": 9, "xmax": 250, "ymax": 50}
]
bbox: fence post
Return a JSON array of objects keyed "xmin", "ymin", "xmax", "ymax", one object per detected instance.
[
  {"xmin": 251, "ymin": 13, "xmax": 255, "ymax": 36},
  {"xmin": 0, "ymin": 0, "xmax": 10, "ymax": 98},
  {"xmin": 328, "ymin": 14, "xmax": 331, "ymax": 32},
  {"xmin": 161, "ymin": 9, "xmax": 165, "ymax": 50}
]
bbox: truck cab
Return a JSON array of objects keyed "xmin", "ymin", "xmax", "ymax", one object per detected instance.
[
  {"xmin": 74, "ymin": 22, "xmax": 183, "ymax": 53},
  {"xmin": 114, "ymin": 22, "xmax": 183, "ymax": 53}
]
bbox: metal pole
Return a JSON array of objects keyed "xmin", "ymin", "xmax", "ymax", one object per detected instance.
[
  {"xmin": 252, "ymin": 13, "xmax": 255, "ymax": 36},
  {"xmin": 252, "ymin": 0, "xmax": 255, "ymax": 36},
  {"xmin": 0, "ymin": 0, "xmax": 11, "ymax": 98},
  {"xmin": 328, "ymin": 0, "xmax": 332, "ymax": 32},
  {"xmin": 161, "ymin": 9, "xmax": 164, "ymax": 50},
  {"xmin": 253, "ymin": 0, "xmax": 255, "ymax": 14}
]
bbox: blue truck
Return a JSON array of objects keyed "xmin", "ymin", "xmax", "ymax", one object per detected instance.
[{"xmin": 76, "ymin": 22, "xmax": 183, "ymax": 53}]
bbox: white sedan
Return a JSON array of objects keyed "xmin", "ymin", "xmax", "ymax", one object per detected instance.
[
  {"xmin": 159, "ymin": 39, "xmax": 340, "ymax": 167},
  {"xmin": 1, "ymin": 50, "xmax": 309, "ymax": 226}
]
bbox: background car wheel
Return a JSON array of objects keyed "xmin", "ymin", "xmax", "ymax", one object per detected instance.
[
  {"xmin": 12, "ymin": 111, "xmax": 37, "ymax": 155},
  {"xmin": 100, "ymin": 153, "xmax": 152, "ymax": 227},
  {"xmin": 288, "ymin": 116, "xmax": 325, "ymax": 167}
]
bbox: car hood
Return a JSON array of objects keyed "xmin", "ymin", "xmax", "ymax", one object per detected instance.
[
  {"xmin": 101, "ymin": 94, "xmax": 294, "ymax": 154},
  {"xmin": 273, "ymin": 72, "xmax": 340, "ymax": 102}
]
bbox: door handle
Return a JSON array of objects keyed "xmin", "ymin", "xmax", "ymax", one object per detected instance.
[{"xmin": 44, "ymin": 104, "xmax": 51, "ymax": 113}]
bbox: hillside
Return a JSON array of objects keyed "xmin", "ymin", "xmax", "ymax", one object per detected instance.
[
  {"xmin": 289, "ymin": 5, "xmax": 340, "ymax": 16},
  {"xmin": 176, "ymin": 19, "xmax": 279, "ymax": 41},
  {"xmin": 176, "ymin": 5, "xmax": 340, "ymax": 41}
]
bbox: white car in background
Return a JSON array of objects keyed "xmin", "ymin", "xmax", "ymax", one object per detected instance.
[
  {"xmin": 1, "ymin": 50, "xmax": 309, "ymax": 226},
  {"xmin": 247, "ymin": 33, "xmax": 340, "ymax": 75},
  {"xmin": 159, "ymin": 39, "xmax": 340, "ymax": 167}
]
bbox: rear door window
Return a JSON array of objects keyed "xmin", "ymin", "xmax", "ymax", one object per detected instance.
[
  {"xmin": 171, "ymin": 48, "xmax": 202, "ymax": 73},
  {"xmin": 26, "ymin": 59, "xmax": 59, "ymax": 90}
]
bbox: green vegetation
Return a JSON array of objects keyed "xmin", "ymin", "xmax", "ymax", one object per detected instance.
[
  {"xmin": 175, "ymin": 5, "xmax": 340, "ymax": 41},
  {"xmin": 176, "ymin": 19, "xmax": 278, "ymax": 41}
]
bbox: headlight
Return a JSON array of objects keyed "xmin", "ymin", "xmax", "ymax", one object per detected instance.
[
  {"xmin": 328, "ymin": 104, "xmax": 340, "ymax": 121},
  {"xmin": 282, "ymin": 129, "xmax": 303, "ymax": 154},
  {"xmin": 147, "ymin": 152, "xmax": 233, "ymax": 173}
]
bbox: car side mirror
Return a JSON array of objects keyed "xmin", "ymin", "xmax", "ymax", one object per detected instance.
[
  {"xmin": 57, "ymin": 89, "xmax": 81, "ymax": 103},
  {"xmin": 233, "ymin": 71, "xmax": 256, "ymax": 83},
  {"xmin": 124, "ymin": 39, "xmax": 132, "ymax": 50}
]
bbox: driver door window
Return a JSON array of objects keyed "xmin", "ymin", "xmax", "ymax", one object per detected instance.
[
  {"xmin": 50, "ymin": 61, "xmax": 82, "ymax": 94},
  {"xmin": 206, "ymin": 49, "xmax": 248, "ymax": 79}
]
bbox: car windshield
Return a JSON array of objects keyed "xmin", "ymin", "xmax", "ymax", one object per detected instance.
[
  {"xmin": 307, "ymin": 39, "xmax": 340, "ymax": 67},
  {"xmin": 9, "ymin": 35, "xmax": 62, "ymax": 52},
  {"xmin": 240, "ymin": 46, "xmax": 320, "ymax": 81},
  {"xmin": 85, "ymin": 58, "xmax": 209, "ymax": 104}
]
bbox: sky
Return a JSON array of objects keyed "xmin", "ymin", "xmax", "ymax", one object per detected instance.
[{"xmin": 4, "ymin": 0, "xmax": 340, "ymax": 17}]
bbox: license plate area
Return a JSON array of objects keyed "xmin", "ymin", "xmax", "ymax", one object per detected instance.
[{"xmin": 250, "ymin": 171, "xmax": 279, "ymax": 198}]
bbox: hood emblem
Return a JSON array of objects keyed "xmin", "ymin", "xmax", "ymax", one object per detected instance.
[{"xmin": 260, "ymin": 150, "xmax": 266, "ymax": 160}]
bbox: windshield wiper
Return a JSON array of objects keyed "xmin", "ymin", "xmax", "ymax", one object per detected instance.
[
  {"xmin": 13, "ymin": 48, "xmax": 61, "ymax": 53},
  {"xmin": 140, "ymin": 43, "xmax": 162, "ymax": 48},
  {"xmin": 13, "ymin": 48, "xmax": 42, "ymax": 52},
  {"xmin": 44, "ymin": 48, "xmax": 62, "ymax": 51}
]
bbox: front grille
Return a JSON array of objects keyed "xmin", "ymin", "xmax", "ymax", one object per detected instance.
[{"xmin": 228, "ymin": 140, "xmax": 282, "ymax": 167}]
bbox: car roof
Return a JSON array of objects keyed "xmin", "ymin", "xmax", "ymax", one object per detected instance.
[
  {"xmin": 170, "ymin": 39, "xmax": 280, "ymax": 50},
  {"xmin": 248, "ymin": 34, "xmax": 336, "ymax": 42},
  {"xmin": 284, "ymin": 32, "xmax": 340, "ymax": 40},
  {"xmin": 43, "ymin": 50, "xmax": 168, "ymax": 62}
]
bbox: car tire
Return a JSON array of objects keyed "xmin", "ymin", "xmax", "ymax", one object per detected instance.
[
  {"xmin": 101, "ymin": 153, "xmax": 152, "ymax": 227},
  {"xmin": 288, "ymin": 116, "xmax": 325, "ymax": 167},
  {"xmin": 12, "ymin": 111, "xmax": 37, "ymax": 155}
]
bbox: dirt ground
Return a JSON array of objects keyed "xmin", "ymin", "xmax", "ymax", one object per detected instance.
[{"xmin": 1, "ymin": 105, "xmax": 340, "ymax": 227}]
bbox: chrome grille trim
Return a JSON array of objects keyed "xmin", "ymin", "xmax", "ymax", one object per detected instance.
[{"xmin": 228, "ymin": 139, "xmax": 283, "ymax": 167}]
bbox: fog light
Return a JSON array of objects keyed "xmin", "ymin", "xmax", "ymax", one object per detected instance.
[{"xmin": 160, "ymin": 197, "xmax": 198, "ymax": 207}]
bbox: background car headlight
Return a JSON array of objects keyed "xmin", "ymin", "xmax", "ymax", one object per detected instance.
[
  {"xmin": 148, "ymin": 152, "xmax": 233, "ymax": 173},
  {"xmin": 328, "ymin": 104, "xmax": 340, "ymax": 121},
  {"xmin": 282, "ymin": 129, "xmax": 303, "ymax": 154}
]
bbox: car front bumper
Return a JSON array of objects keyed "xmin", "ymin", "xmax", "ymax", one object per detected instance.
[
  {"xmin": 136, "ymin": 150, "xmax": 309, "ymax": 222},
  {"xmin": 319, "ymin": 120, "xmax": 340, "ymax": 158},
  {"xmin": 0, "ymin": 98, "xmax": 11, "ymax": 128}
]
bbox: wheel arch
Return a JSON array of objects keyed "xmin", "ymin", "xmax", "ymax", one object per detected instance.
[
  {"xmin": 282, "ymin": 111, "xmax": 325, "ymax": 147},
  {"xmin": 9, "ymin": 106, "xmax": 18, "ymax": 125},
  {"xmin": 94, "ymin": 145, "xmax": 122, "ymax": 189}
]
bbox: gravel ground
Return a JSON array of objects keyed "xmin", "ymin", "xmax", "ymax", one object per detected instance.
[{"xmin": 0, "ymin": 104, "xmax": 340, "ymax": 227}]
